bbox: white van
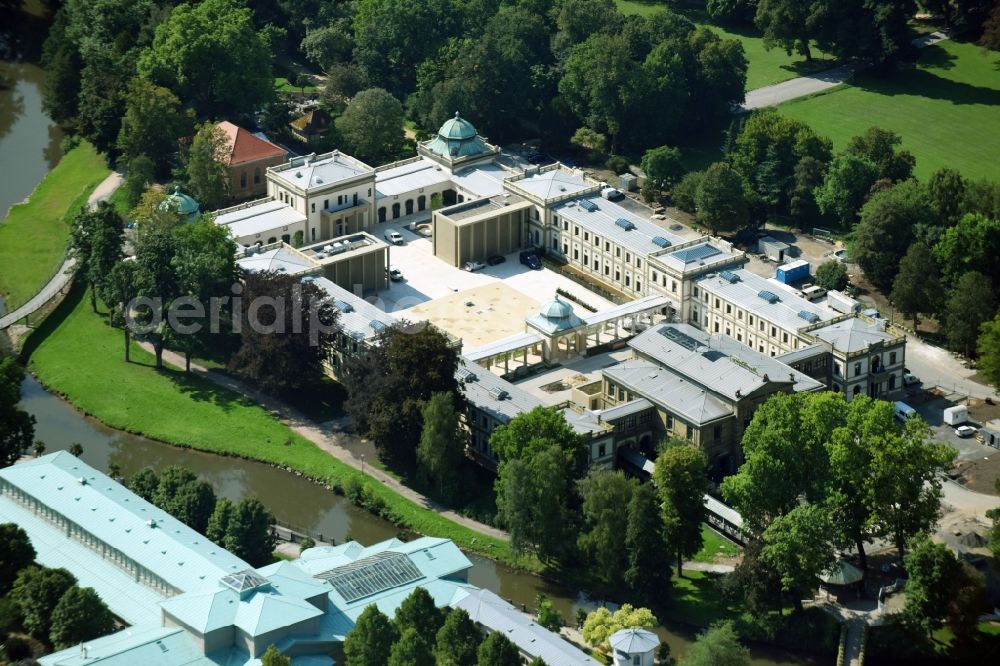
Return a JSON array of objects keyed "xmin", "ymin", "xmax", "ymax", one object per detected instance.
[{"xmin": 894, "ymin": 401, "xmax": 917, "ymax": 422}]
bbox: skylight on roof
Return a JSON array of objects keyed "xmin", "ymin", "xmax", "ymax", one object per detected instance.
[
  {"xmin": 334, "ymin": 299, "xmax": 354, "ymax": 313},
  {"xmin": 758, "ymin": 290, "xmax": 779, "ymax": 304},
  {"xmin": 652, "ymin": 236, "xmax": 671, "ymax": 248},
  {"xmin": 489, "ymin": 386, "xmax": 510, "ymax": 400},
  {"xmin": 369, "ymin": 320, "xmax": 386, "ymax": 331},
  {"xmin": 578, "ymin": 199, "xmax": 598, "ymax": 212},
  {"xmin": 798, "ymin": 310, "xmax": 820, "ymax": 323},
  {"xmin": 317, "ymin": 551, "xmax": 424, "ymax": 603},
  {"xmin": 674, "ymin": 244, "xmax": 722, "ymax": 263},
  {"xmin": 458, "ymin": 367, "xmax": 478, "ymax": 382},
  {"xmin": 719, "ymin": 270, "xmax": 740, "ymax": 283},
  {"xmin": 659, "ymin": 326, "xmax": 701, "ymax": 351},
  {"xmin": 221, "ymin": 569, "xmax": 270, "ymax": 594},
  {"xmin": 615, "ymin": 218, "xmax": 636, "ymax": 231}
]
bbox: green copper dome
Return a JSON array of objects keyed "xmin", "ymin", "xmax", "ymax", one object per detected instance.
[
  {"xmin": 538, "ymin": 296, "xmax": 574, "ymax": 319},
  {"xmin": 424, "ymin": 112, "xmax": 490, "ymax": 160},
  {"xmin": 162, "ymin": 186, "xmax": 200, "ymax": 217}
]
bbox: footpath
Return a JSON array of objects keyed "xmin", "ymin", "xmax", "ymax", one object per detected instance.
[
  {"xmin": 133, "ymin": 342, "xmax": 511, "ymax": 542},
  {"xmin": 0, "ymin": 172, "xmax": 123, "ymax": 330}
]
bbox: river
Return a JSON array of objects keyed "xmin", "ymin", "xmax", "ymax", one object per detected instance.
[{"xmin": 18, "ymin": 374, "xmax": 819, "ymax": 665}]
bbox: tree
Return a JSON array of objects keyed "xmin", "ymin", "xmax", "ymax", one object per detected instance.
[
  {"xmin": 890, "ymin": 243, "xmax": 941, "ymax": 327},
  {"xmin": 224, "ymin": 498, "xmax": 277, "ymax": 567},
  {"xmin": 261, "ymin": 645, "xmax": 291, "ymax": 666},
  {"xmin": 321, "ymin": 63, "xmax": 369, "ymax": 109},
  {"xmin": 388, "ymin": 627, "xmax": 435, "ymax": 666},
  {"xmin": 496, "ymin": 444, "xmax": 574, "ymax": 562},
  {"xmin": 68, "ymin": 203, "xmax": 124, "ymax": 313},
  {"xmin": 625, "ymin": 482, "xmax": 673, "ymax": 604},
  {"xmin": 571, "ymin": 128, "xmax": 608, "ymax": 162},
  {"xmin": 0, "ymin": 523, "xmax": 35, "ymax": 594},
  {"xmin": 983, "ymin": 1, "xmax": 1000, "ymax": 49},
  {"xmin": 673, "ymin": 171, "xmax": 704, "ymax": 213},
  {"xmin": 577, "ymin": 470, "xmax": 636, "ymax": 584},
  {"xmin": 789, "ymin": 156, "xmax": 826, "ymax": 224},
  {"xmin": 582, "ymin": 605, "xmax": 657, "ymax": 647},
  {"xmin": 722, "ymin": 538, "xmax": 782, "ymax": 613},
  {"xmin": 186, "ymin": 122, "xmax": 230, "ymax": 211},
  {"xmin": 344, "ymin": 323, "xmax": 460, "ymax": 469},
  {"xmin": 978, "ymin": 314, "xmax": 1000, "ymax": 390},
  {"xmin": 760, "ymin": 504, "xmax": 835, "ymax": 610},
  {"xmin": 167, "ymin": 480, "xmax": 218, "ymax": 534},
  {"xmin": 435, "ymin": 608, "xmax": 481, "ymax": 666},
  {"xmin": 708, "ymin": 0, "xmax": 758, "ymax": 24},
  {"xmin": 335, "ymin": 88, "xmax": 405, "ymax": 165},
  {"xmin": 536, "ymin": 594, "xmax": 564, "ymax": 633},
  {"xmin": 814, "ymin": 154, "xmax": 879, "ymax": 228},
  {"xmin": 932, "ymin": 213, "xmax": 1000, "ymax": 289},
  {"xmin": 845, "ymin": 127, "xmax": 915, "ymax": 183},
  {"xmin": 394, "ymin": 587, "xmax": 444, "ymax": 640},
  {"xmin": 869, "ymin": 420, "xmax": 956, "ymax": 562},
  {"xmin": 301, "ymin": 24, "xmax": 353, "ymax": 72},
  {"xmin": 129, "ymin": 468, "xmax": 160, "ymax": 502},
  {"xmin": 138, "ymin": 0, "xmax": 275, "ymax": 119},
  {"xmin": 0, "ymin": 356, "xmax": 35, "ymax": 468},
  {"xmin": 228, "ymin": 271, "xmax": 338, "ymax": 395},
  {"xmin": 811, "ymin": 260, "xmax": 846, "ymax": 292},
  {"xmin": 116, "ymin": 77, "xmax": 193, "ymax": 176},
  {"xmin": 489, "ymin": 406, "xmax": 588, "ymax": 470},
  {"xmin": 755, "ymin": 0, "xmax": 814, "ymax": 60},
  {"xmin": 48, "ymin": 586, "xmax": 115, "ymax": 648},
  {"xmin": 852, "ymin": 180, "xmax": 933, "ymax": 291},
  {"xmin": 32, "ymin": 440, "xmax": 46, "ymax": 457},
  {"xmin": 902, "ymin": 537, "xmax": 965, "ymax": 635},
  {"xmin": 943, "ymin": 271, "xmax": 997, "ymax": 358},
  {"xmin": 206, "ymin": 497, "xmax": 237, "ymax": 545},
  {"xmin": 680, "ymin": 620, "xmax": 750, "ymax": 666},
  {"xmin": 122, "ymin": 155, "xmax": 155, "ymax": 211},
  {"xmin": 641, "ymin": 146, "xmax": 685, "ymax": 192},
  {"xmin": 476, "ymin": 632, "xmax": 521, "ymax": 666},
  {"xmin": 69, "ymin": 442, "xmax": 83, "ymax": 457},
  {"xmin": 927, "ymin": 168, "xmax": 966, "ymax": 225},
  {"xmin": 344, "ymin": 604, "xmax": 399, "ymax": 666},
  {"xmin": 12, "ymin": 566, "xmax": 77, "ymax": 639},
  {"xmin": 654, "ymin": 445, "xmax": 708, "ymax": 576},
  {"xmin": 416, "ymin": 392, "xmax": 466, "ymax": 498},
  {"xmin": 695, "ymin": 162, "xmax": 749, "ymax": 235}
]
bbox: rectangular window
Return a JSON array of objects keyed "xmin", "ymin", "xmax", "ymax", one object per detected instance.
[
  {"xmin": 636, "ymin": 280, "xmax": 641, "ymax": 291},
  {"xmin": 338, "ymin": 195, "xmax": 343, "ymax": 205},
  {"xmin": 598, "ymin": 443, "xmax": 607, "ymax": 458},
  {"xmin": 574, "ymin": 226, "xmax": 579, "ymax": 236},
  {"xmin": 574, "ymin": 249, "xmax": 579, "ymax": 260},
  {"xmin": 854, "ymin": 362, "xmax": 862, "ymax": 376},
  {"xmin": 737, "ymin": 310, "xmax": 743, "ymax": 320},
  {"xmin": 615, "ymin": 269, "xmax": 621, "ymax": 281},
  {"xmin": 770, "ymin": 326, "xmax": 776, "ymax": 337},
  {"xmin": 652, "ymin": 271, "xmax": 658, "ymax": 282},
  {"xmin": 625, "ymin": 275, "xmax": 631, "ymax": 287},
  {"xmin": 714, "ymin": 298, "xmax": 720, "ymax": 308},
  {"xmin": 616, "ymin": 247, "xmax": 621, "ymax": 258},
  {"xmin": 749, "ymin": 315, "xmax": 755, "ymax": 326},
  {"xmin": 889, "ymin": 351, "xmax": 897, "ymax": 364},
  {"xmin": 584, "ymin": 232, "xmax": 589, "ymax": 241},
  {"xmin": 604, "ymin": 265, "xmax": 610, "ymax": 275},
  {"xmin": 671, "ymin": 280, "xmax": 677, "ymax": 293},
  {"xmin": 636, "ymin": 258, "xmax": 642, "ymax": 269},
  {"xmin": 726, "ymin": 304, "xmax": 732, "ymax": 314},
  {"xmin": 782, "ymin": 332, "xmax": 789, "ymax": 343},
  {"xmin": 667, "ymin": 414, "xmax": 674, "ymax": 429},
  {"xmin": 324, "ymin": 199, "xmax": 329, "ymax": 209},
  {"xmin": 626, "ymin": 252, "xmax": 631, "ymax": 263},
  {"xmin": 311, "ymin": 203, "xmax": 316, "ymax": 213},
  {"xmin": 563, "ymin": 243, "xmax": 569, "ymax": 255},
  {"xmin": 605, "ymin": 241, "xmax": 610, "ymax": 252},
  {"xmin": 563, "ymin": 220, "xmax": 569, "ymax": 230},
  {"xmin": 693, "ymin": 287, "xmax": 699, "ymax": 298},
  {"xmin": 686, "ymin": 424, "xmax": 694, "ymax": 440},
  {"xmin": 594, "ymin": 235, "xmax": 600, "ymax": 246}
]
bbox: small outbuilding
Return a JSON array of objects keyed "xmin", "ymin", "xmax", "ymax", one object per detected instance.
[
  {"xmin": 758, "ymin": 235, "xmax": 789, "ymax": 262},
  {"xmin": 609, "ymin": 627, "xmax": 660, "ymax": 666},
  {"xmin": 160, "ymin": 187, "xmax": 200, "ymax": 222}
]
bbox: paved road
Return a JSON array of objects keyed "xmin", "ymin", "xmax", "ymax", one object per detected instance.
[
  {"xmin": 0, "ymin": 171, "xmax": 123, "ymax": 330},
  {"xmin": 134, "ymin": 343, "xmax": 512, "ymax": 543},
  {"xmin": 904, "ymin": 336, "xmax": 998, "ymax": 401},
  {"xmin": 741, "ymin": 31, "xmax": 949, "ymax": 110},
  {"xmin": 940, "ymin": 477, "xmax": 1000, "ymax": 516}
]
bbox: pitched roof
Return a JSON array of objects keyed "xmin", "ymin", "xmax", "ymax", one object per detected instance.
[
  {"xmin": 807, "ymin": 316, "xmax": 898, "ymax": 353},
  {"xmin": 217, "ymin": 121, "xmax": 285, "ymax": 166},
  {"xmin": 609, "ymin": 627, "xmax": 659, "ymax": 654}
]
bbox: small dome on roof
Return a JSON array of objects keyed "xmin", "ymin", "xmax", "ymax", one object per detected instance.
[
  {"xmin": 438, "ymin": 112, "xmax": 479, "ymax": 141},
  {"xmin": 609, "ymin": 627, "xmax": 660, "ymax": 654},
  {"xmin": 538, "ymin": 295, "xmax": 574, "ymax": 319},
  {"xmin": 161, "ymin": 186, "xmax": 200, "ymax": 217}
]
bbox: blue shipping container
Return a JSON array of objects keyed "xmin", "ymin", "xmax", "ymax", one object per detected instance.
[{"xmin": 775, "ymin": 260, "xmax": 810, "ymax": 284}]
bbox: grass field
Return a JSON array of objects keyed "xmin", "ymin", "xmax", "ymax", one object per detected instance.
[
  {"xmin": 275, "ymin": 76, "xmax": 318, "ymax": 94},
  {"xmin": 779, "ymin": 39, "xmax": 1000, "ymax": 180},
  {"xmin": 26, "ymin": 286, "xmax": 521, "ymax": 567},
  {"xmin": 0, "ymin": 143, "xmax": 109, "ymax": 311},
  {"xmin": 615, "ymin": 1, "xmax": 834, "ymax": 90}
]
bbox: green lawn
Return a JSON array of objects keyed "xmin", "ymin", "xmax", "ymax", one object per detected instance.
[
  {"xmin": 275, "ymin": 77, "xmax": 318, "ymax": 94},
  {"xmin": 615, "ymin": 1, "xmax": 835, "ymax": 90},
  {"xmin": 26, "ymin": 286, "xmax": 523, "ymax": 568},
  {"xmin": 667, "ymin": 570, "xmax": 732, "ymax": 627},
  {"xmin": 692, "ymin": 525, "xmax": 739, "ymax": 562},
  {"xmin": 778, "ymin": 39, "xmax": 1000, "ymax": 180},
  {"xmin": 0, "ymin": 143, "xmax": 109, "ymax": 311}
]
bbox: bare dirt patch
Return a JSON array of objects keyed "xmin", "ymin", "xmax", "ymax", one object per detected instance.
[{"xmin": 405, "ymin": 282, "xmax": 540, "ymax": 348}]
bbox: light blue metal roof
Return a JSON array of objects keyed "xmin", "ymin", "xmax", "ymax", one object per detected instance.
[
  {"xmin": 424, "ymin": 112, "xmax": 491, "ymax": 160},
  {"xmin": 0, "ymin": 453, "xmax": 251, "ymax": 594},
  {"xmin": 39, "ymin": 627, "xmax": 210, "ymax": 666}
]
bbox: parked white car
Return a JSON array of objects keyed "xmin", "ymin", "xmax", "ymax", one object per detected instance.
[
  {"xmin": 463, "ymin": 260, "xmax": 485, "ymax": 272},
  {"xmin": 384, "ymin": 230, "xmax": 404, "ymax": 245},
  {"xmin": 903, "ymin": 371, "xmax": 920, "ymax": 386},
  {"xmin": 388, "ymin": 266, "xmax": 404, "ymax": 282},
  {"xmin": 955, "ymin": 425, "xmax": 977, "ymax": 438}
]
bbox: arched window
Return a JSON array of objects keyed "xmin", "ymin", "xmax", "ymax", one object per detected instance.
[
  {"xmin": 267, "ymin": 237, "xmax": 277, "ymax": 244},
  {"xmin": 405, "ymin": 199, "xmax": 414, "ymax": 215},
  {"xmin": 417, "ymin": 195, "xmax": 426, "ymax": 211},
  {"xmin": 378, "ymin": 207, "xmax": 386, "ymax": 223},
  {"xmin": 392, "ymin": 203, "xmax": 400, "ymax": 219}
]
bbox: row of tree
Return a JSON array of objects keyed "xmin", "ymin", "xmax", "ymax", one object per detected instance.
[
  {"xmin": 720, "ymin": 392, "xmax": 955, "ymax": 609},
  {"xmin": 0, "ymin": 356, "xmax": 35, "ymax": 469},
  {"xmin": 128, "ymin": 466, "xmax": 277, "ymax": 567},
  {"xmin": 1, "ymin": 524, "xmax": 115, "ymax": 654}
]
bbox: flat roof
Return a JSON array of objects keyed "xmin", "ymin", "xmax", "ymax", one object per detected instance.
[
  {"xmin": 299, "ymin": 232, "xmax": 387, "ymax": 263},
  {"xmin": 438, "ymin": 193, "xmax": 531, "ymax": 225},
  {"xmin": 450, "ymin": 163, "xmax": 508, "ymax": 198},
  {"xmin": 308, "ymin": 276, "xmax": 398, "ymax": 344},
  {"xmin": 506, "ymin": 166, "xmax": 596, "ymax": 202},
  {"xmin": 237, "ymin": 246, "xmax": 317, "ymax": 275},
  {"xmin": 463, "ymin": 332, "xmax": 543, "ymax": 362},
  {"xmin": 375, "ymin": 157, "xmax": 452, "ymax": 199},
  {"xmin": 806, "ymin": 316, "xmax": 904, "ymax": 353},
  {"xmin": 581, "ymin": 294, "xmax": 671, "ymax": 327},
  {"xmin": 554, "ymin": 196, "xmax": 685, "ymax": 258},
  {"xmin": 697, "ymin": 268, "xmax": 838, "ymax": 335},
  {"xmin": 269, "ymin": 151, "xmax": 373, "ymax": 191},
  {"xmin": 214, "ymin": 199, "xmax": 307, "ymax": 239},
  {"xmin": 603, "ymin": 360, "xmax": 732, "ymax": 425},
  {"xmin": 458, "ymin": 356, "xmax": 542, "ymax": 423},
  {"xmin": 628, "ymin": 323, "xmax": 824, "ymax": 400},
  {"xmin": 560, "ymin": 405, "xmax": 612, "ymax": 437}
]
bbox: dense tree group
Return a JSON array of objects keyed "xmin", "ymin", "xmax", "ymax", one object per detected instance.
[{"xmin": 0, "ymin": 356, "xmax": 35, "ymax": 468}]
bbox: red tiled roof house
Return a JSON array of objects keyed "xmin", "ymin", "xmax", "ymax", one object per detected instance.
[{"xmin": 217, "ymin": 121, "xmax": 287, "ymax": 202}]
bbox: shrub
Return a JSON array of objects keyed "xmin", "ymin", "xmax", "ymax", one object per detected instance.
[
  {"xmin": 673, "ymin": 171, "xmax": 704, "ymax": 212},
  {"xmin": 605, "ymin": 155, "xmax": 629, "ymax": 175}
]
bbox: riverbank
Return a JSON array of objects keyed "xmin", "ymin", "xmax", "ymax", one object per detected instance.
[
  {"xmin": 0, "ymin": 142, "xmax": 108, "ymax": 312},
  {"xmin": 24, "ymin": 284, "xmax": 522, "ymax": 567}
]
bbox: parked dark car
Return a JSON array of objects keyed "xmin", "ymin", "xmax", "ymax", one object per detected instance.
[
  {"xmin": 487, "ymin": 255, "xmax": 506, "ymax": 266},
  {"xmin": 519, "ymin": 250, "xmax": 542, "ymax": 270}
]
